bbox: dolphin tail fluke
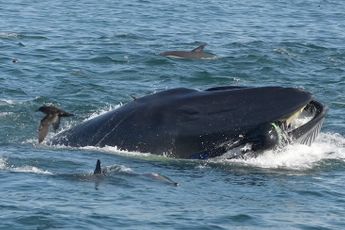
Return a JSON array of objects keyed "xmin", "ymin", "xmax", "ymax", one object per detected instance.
[{"xmin": 94, "ymin": 159, "xmax": 102, "ymax": 175}]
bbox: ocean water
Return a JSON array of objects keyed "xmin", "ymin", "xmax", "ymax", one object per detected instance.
[{"xmin": 1, "ymin": 0, "xmax": 345, "ymax": 229}]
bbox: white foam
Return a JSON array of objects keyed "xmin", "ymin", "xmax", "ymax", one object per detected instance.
[
  {"xmin": 46, "ymin": 131, "xmax": 345, "ymax": 171},
  {"xmin": 0, "ymin": 99, "xmax": 16, "ymax": 105},
  {"xmin": 0, "ymin": 32, "xmax": 18, "ymax": 38},
  {"xmin": 0, "ymin": 157, "xmax": 53, "ymax": 175},
  {"xmin": 219, "ymin": 132, "xmax": 345, "ymax": 170},
  {"xmin": 10, "ymin": 166, "xmax": 53, "ymax": 175},
  {"xmin": 106, "ymin": 164, "xmax": 134, "ymax": 173},
  {"xmin": 80, "ymin": 145, "xmax": 153, "ymax": 158},
  {"xmin": 0, "ymin": 158, "xmax": 7, "ymax": 169},
  {"xmin": 0, "ymin": 112, "xmax": 14, "ymax": 117},
  {"xmin": 22, "ymin": 138, "xmax": 39, "ymax": 145},
  {"xmin": 0, "ymin": 97, "xmax": 41, "ymax": 105},
  {"xmin": 83, "ymin": 103, "xmax": 123, "ymax": 121}
]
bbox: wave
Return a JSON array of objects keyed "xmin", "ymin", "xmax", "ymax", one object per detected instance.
[
  {"xmin": 0, "ymin": 99, "xmax": 17, "ymax": 105},
  {"xmin": 0, "ymin": 32, "xmax": 19, "ymax": 39},
  {"xmin": 0, "ymin": 96, "xmax": 43, "ymax": 106},
  {"xmin": 0, "ymin": 112, "xmax": 14, "ymax": 117},
  {"xmin": 10, "ymin": 166, "xmax": 53, "ymax": 175},
  {"xmin": 0, "ymin": 157, "xmax": 53, "ymax": 175}
]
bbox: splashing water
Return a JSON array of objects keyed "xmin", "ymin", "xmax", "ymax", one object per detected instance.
[
  {"xmin": 80, "ymin": 145, "xmax": 154, "ymax": 158},
  {"xmin": 83, "ymin": 103, "xmax": 123, "ymax": 121},
  {"xmin": 0, "ymin": 157, "xmax": 6, "ymax": 169},
  {"xmin": 221, "ymin": 133, "xmax": 345, "ymax": 170},
  {"xmin": 73, "ymin": 132, "xmax": 345, "ymax": 171}
]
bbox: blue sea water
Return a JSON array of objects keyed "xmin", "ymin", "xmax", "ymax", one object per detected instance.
[{"xmin": 1, "ymin": 0, "xmax": 345, "ymax": 229}]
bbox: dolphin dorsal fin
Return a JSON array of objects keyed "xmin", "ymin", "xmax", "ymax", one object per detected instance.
[
  {"xmin": 191, "ymin": 43, "xmax": 207, "ymax": 53},
  {"xmin": 94, "ymin": 159, "xmax": 102, "ymax": 175}
]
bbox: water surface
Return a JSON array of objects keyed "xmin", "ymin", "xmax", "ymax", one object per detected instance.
[{"xmin": 1, "ymin": 0, "xmax": 345, "ymax": 229}]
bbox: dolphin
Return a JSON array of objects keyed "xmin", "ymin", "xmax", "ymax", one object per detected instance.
[
  {"xmin": 37, "ymin": 105, "xmax": 74, "ymax": 143},
  {"xmin": 92, "ymin": 159, "xmax": 178, "ymax": 186},
  {"xmin": 50, "ymin": 86, "xmax": 326, "ymax": 159},
  {"xmin": 159, "ymin": 43, "xmax": 217, "ymax": 60}
]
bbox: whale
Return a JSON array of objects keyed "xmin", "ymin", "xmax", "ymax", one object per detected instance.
[
  {"xmin": 50, "ymin": 86, "xmax": 326, "ymax": 159},
  {"xmin": 159, "ymin": 43, "xmax": 217, "ymax": 60}
]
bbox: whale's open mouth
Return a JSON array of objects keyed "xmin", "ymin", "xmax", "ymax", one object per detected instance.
[
  {"xmin": 285, "ymin": 100, "xmax": 326, "ymax": 146},
  {"xmin": 260, "ymin": 100, "xmax": 324, "ymax": 153},
  {"xmin": 221, "ymin": 100, "xmax": 326, "ymax": 159}
]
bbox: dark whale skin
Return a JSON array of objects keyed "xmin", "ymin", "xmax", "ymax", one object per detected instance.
[{"xmin": 51, "ymin": 86, "xmax": 312, "ymax": 158}]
